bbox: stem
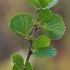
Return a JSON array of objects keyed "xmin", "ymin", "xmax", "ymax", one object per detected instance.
[
  {"xmin": 24, "ymin": 10, "xmax": 39, "ymax": 67},
  {"xmin": 25, "ymin": 40, "xmax": 32, "ymax": 64},
  {"xmin": 24, "ymin": 27, "xmax": 37, "ymax": 67}
]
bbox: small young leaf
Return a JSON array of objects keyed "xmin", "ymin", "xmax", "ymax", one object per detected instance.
[
  {"xmin": 43, "ymin": 14, "xmax": 66, "ymax": 40},
  {"xmin": 46, "ymin": 0, "xmax": 58, "ymax": 9},
  {"xmin": 33, "ymin": 35, "xmax": 50, "ymax": 49},
  {"xmin": 27, "ymin": 0, "xmax": 41, "ymax": 8},
  {"xmin": 10, "ymin": 13, "xmax": 34, "ymax": 36},
  {"xmin": 38, "ymin": 9, "xmax": 53, "ymax": 23},
  {"xmin": 26, "ymin": 61, "xmax": 33, "ymax": 70},
  {"xmin": 33, "ymin": 47, "xmax": 57, "ymax": 58},
  {"xmin": 12, "ymin": 54, "xmax": 24, "ymax": 69},
  {"xmin": 12, "ymin": 64, "xmax": 22, "ymax": 70},
  {"xmin": 38, "ymin": 0, "xmax": 52, "ymax": 8}
]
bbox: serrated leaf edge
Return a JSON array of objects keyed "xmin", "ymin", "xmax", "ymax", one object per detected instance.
[
  {"xmin": 45, "ymin": 0, "xmax": 58, "ymax": 9},
  {"xmin": 33, "ymin": 47, "xmax": 57, "ymax": 58},
  {"xmin": 10, "ymin": 13, "xmax": 34, "ymax": 36},
  {"xmin": 38, "ymin": 9, "xmax": 53, "ymax": 23}
]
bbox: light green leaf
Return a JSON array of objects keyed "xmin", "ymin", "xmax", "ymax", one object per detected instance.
[
  {"xmin": 12, "ymin": 64, "xmax": 22, "ymax": 70},
  {"xmin": 33, "ymin": 47, "xmax": 57, "ymax": 58},
  {"xmin": 43, "ymin": 14, "xmax": 66, "ymax": 40},
  {"xmin": 27, "ymin": 0, "xmax": 41, "ymax": 8},
  {"xmin": 38, "ymin": 0, "xmax": 52, "ymax": 8},
  {"xmin": 26, "ymin": 61, "xmax": 33, "ymax": 70},
  {"xmin": 12, "ymin": 54, "xmax": 24, "ymax": 69},
  {"xmin": 33, "ymin": 35, "xmax": 50, "ymax": 49},
  {"xmin": 46, "ymin": 0, "xmax": 58, "ymax": 9},
  {"xmin": 38, "ymin": 9, "xmax": 53, "ymax": 23},
  {"xmin": 10, "ymin": 13, "xmax": 34, "ymax": 36}
]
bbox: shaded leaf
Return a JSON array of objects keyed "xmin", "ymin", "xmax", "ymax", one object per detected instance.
[
  {"xmin": 12, "ymin": 54, "xmax": 24, "ymax": 69},
  {"xmin": 33, "ymin": 47, "xmax": 57, "ymax": 58},
  {"xmin": 26, "ymin": 61, "xmax": 33, "ymax": 70},
  {"xmin": 10, "ymin": 13, "xmax": 34, "ymax": 36},
  {"xmin": 38, "ymin": 9, "xmax": 53, "ymax": 23},
  {"xmin": 33, "ymin": 35, "xmax": 50, "ymax": 49},
  {"xmin": 46, "ymin": 0, "xmax": 58, "ymax": 9}
]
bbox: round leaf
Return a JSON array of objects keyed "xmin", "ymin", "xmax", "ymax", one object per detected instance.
[
  {"xmin": 43, "ymin": 14, "xmax": 66, "ymax": 40},
  {"xmin": 33, "ymin": 47, "xmax": 57, "ymax": 58},
  {"xmin": 12, "ymin": 54, "xmax": 24, "ymax": 69},
  {"xmin": 10, "ymin": 13, "xmax": 34, "ymax": 36},
  {"xmin": 26, "ymin": 61, "xmax": 33, "ymax": 70},
  {"xmin": 46, "ymin": 0, "xmax": 58, "ymax": 9},
  {"xmin": 27, "ymin": 0, "xmax": 41, "ymax": 8},
  {"xmin": 38, "ymin": 9, "xmax": 53, "ymax": 23},
  {"xmin": 33, "ymin": 35, "xmax": 50, "ymax": 49}
]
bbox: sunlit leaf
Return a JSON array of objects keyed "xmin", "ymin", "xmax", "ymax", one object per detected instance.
[
  {"xmin": 43, "ymin": 14, "xmax": 66, "ymax": 40},
  {"xmin": 10, "ymin": 13, "xmax": 34, "ymax": 36},
  {"xmin": 12, "ymin": 64, "xmax": 22, "ymax": 70},
  {"xmin": 27, "ymin": 0, "xmax": 41, "ymax": 8},
  {"xmin": 26, "ymin": 61, "xmax": 33, "ymax": 70},
  {"xmin": 12, "ymin": 54, "xmax": 24, "ymax": 70},
  {"xmin": 33, "ymin": 35, "xmax": 50, "ymax": 49},
  {"xmin": 38, "ymin": 0, "xmax": 52, "ymax": 8},
  {"xmin": 38, "ymin": 9, "xmax": 53, "ymax": 23}
]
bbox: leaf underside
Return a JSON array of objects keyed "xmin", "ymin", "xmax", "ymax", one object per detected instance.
[
  {"xmin": 33, "ymin": 47, "xmax": 57, "ymax": 58},
  {"xmin": 46, "ymin": 0, "xmax": 58, "ymax": 9}
]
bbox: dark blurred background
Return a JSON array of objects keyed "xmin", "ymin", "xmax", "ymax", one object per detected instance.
[{"xmin": 0, "ymin": 0, "xmax": 70, "ymax": 70}]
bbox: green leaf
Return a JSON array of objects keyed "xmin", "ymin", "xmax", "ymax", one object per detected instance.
[
  {"xmin": 27, "ymin": 0, "xmax": 41, "ymax": 8},
  {"xmin": 43, "ymin": 14, "xmax": 66, "ymax": 40},
  {"xmin": 38, "ymin": 0, "xmax": 52, "ymax": 8},
  {"xmin": 46, "ymin": 0, "xmax": 58, "ymax": 9},
  {"xmin": 26, "ymin": 61, "xmax": 33, "ymax": 70},
  {"xmin": 33, "ymin": 35, "xmax": 50, "ymax": 49},
  {"xmin": 33, "ymin": 47, "xmax": 57, "ymax": 58},
  {"xmin": 12, "ymin": 64, "xmax": 22, "ymax": 70},
  {"xmin": 12, "ymin": 54, "xmax": 24, "ymax": 69},
  {"xmin": 10, "ymin": 13, "xmax": 34, "ymax": 36},
  {"xmin": 38, "ymin": 9, "xmax": 53, "ymax": 23}
]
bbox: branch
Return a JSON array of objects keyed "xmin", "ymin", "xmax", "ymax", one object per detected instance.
[{"xmin": 24, "ymin": 10, "xmax": 39, "ymax": 67}]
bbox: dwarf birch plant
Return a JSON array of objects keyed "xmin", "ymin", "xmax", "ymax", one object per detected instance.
[{"xmin": 10, "ymin": 0, "xmax": 66, "ymax": 70}]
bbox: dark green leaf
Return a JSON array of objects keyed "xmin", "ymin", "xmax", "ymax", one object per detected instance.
[
  {"xmin": 12, "ymin": 54, "xmax": 24, "ymax": 69},
  {"xmin": 27, "ymin": 0, "xmax": 41, "ymax": 8},
  {"xmin": 43, "ymin": 14, "xmax": 66, "ymax": 40},
  {"xmin": 26, "ymin": 61, "xmax": 33, "ymax": 70},
  {"xmin": 33, "ymin": 35, "xmax": 50, "ymax": 49},
  {"xmin": 38, "ymin": 9, "xmax": 53, "ymax": 23},
  {"xmin": 10, "ymin": 13, "xmax": 34, "ymax": 36},
  {"xmin": 38, "ymin": 0, "xmax": 52, "ymax": 8},
  {"xmin": 33, "ymin": 47, "xmax": 57, "ymax": 58},
  {"xmin": 46, "ymin": 0, "xmax": 58, "ymax": 9}
]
